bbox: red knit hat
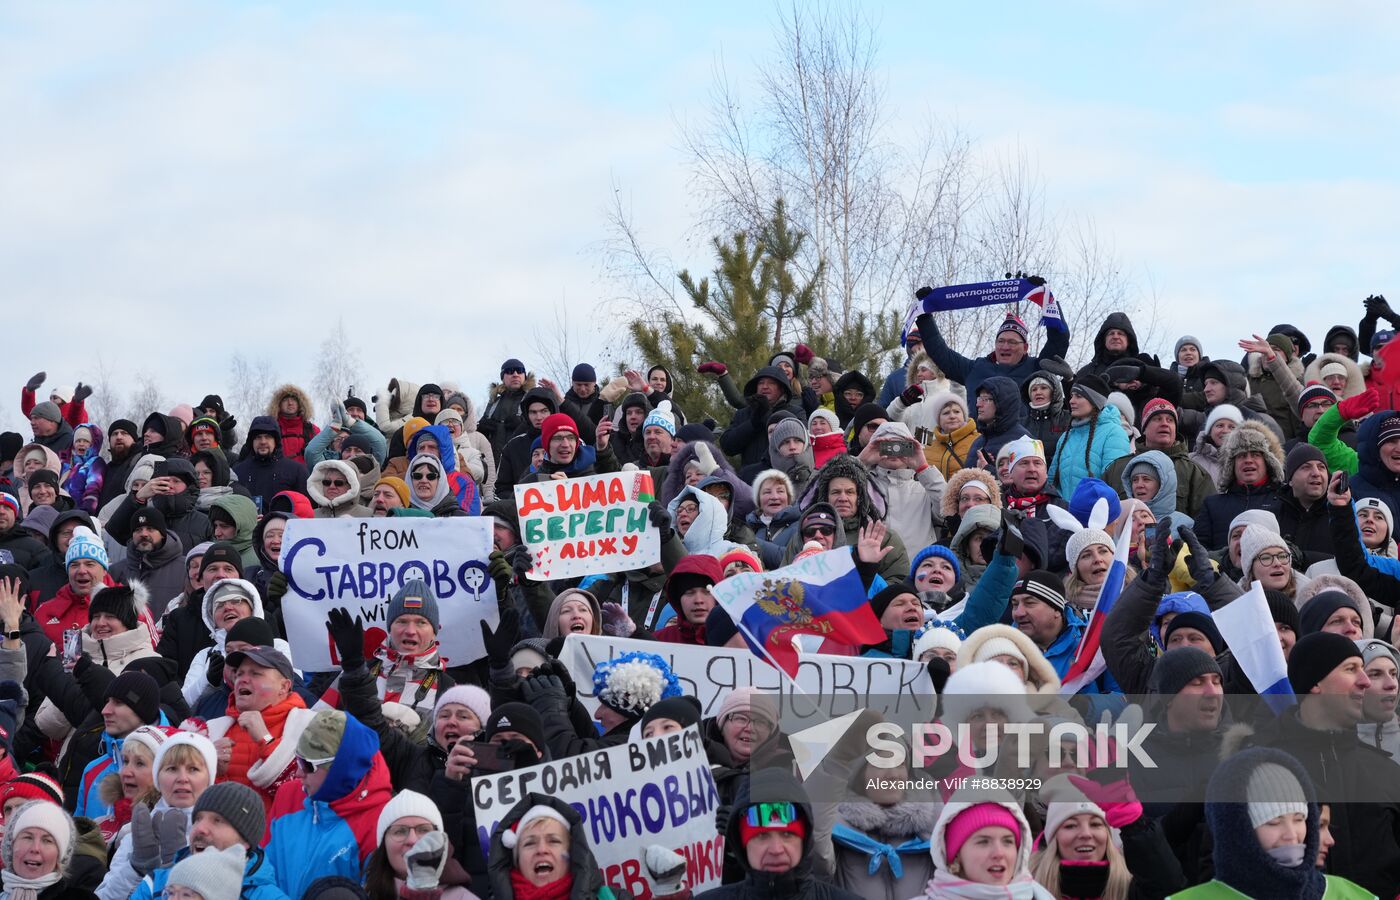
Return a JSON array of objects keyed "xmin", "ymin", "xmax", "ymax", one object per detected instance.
[
  {"xmin": 540, "ymin": 414, "xmax": 578, "ymax": 448},
  {"xmin": 0, "ymin": 772, "xmax": 64, "ymax": 808},
  {"xmin": 719, "ymin": 547, "xmax": 763, "ymax": 576},
  {"xmin": 944, "ymin": 803, "xmax": 1021, "ymax": 863}
]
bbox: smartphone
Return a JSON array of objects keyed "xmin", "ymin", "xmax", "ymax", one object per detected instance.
[
  {"xmin": 879, "ymin": 440, "xmax": 916, "ymax": 458},
  {"xmin": 1336, "ymin": 470, "xmax": 1350, "ymax": 494},
  {"xmin": 459, "ymin": 740, "xmax": 515, "ymax": 774},
  {"xmin": 62, "ymin": 628, "xmax": 81, "ymax": 672},
  {"xmin": 602, "ymin": 402, "xmax": 615, "ymax": 421},
  {"xmin": 1142, "ymin": 523, "xmax": 1157, "ymax": 542}
]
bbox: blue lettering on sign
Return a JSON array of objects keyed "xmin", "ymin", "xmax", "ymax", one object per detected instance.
[{"xmin": 281, "ymin": 535, "xmax": 490, "ymax": 602}]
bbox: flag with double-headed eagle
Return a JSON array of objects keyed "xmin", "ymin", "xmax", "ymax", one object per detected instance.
[{"xmin": 711, "ymin": 550, "xmax": 885, "ymax": 677}]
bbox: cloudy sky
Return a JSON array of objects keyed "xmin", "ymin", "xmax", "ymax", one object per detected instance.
[{"xmin": 3, "ymin": 2, "xmax": 1398, "ymax": 432}]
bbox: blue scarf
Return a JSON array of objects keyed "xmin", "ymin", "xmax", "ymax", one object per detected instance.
[{"xmin": 831, "ymin": 822, "xmax": 930, "ymax": 878}]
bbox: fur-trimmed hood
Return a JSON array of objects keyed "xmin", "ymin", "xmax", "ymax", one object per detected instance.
[
  {"xmin": 837, "ymin": 796, "xmax": 939, "ymax": 840},
  {"xmin": 802, "ymin": 453, "xmax": 887, "ymax": 524},
  {"xmin": 904, "ymin": 350, "xmax": 948, "ymax": 390},
  {"xmin": 940, "ymin": 467, "xmax": 1001, "ymax": 518},
  {"xmin": 1302, "ymin": 351, "xmax": 1366, "ymax": 399},
  {"xmin": 307, "ymin": 459, "xmax": 364, "ymax": 512},
  {"xmin": 929, "ymin": 792, "xmax": 1037, "ymax": 878},
  {"xmin": 265, "ymin": 383, "xmax": 314, "ymax": 421},
  {"xmin": 1216, "ymin": 419, "xmax": 1284, "ymax": 491},
  {"xmin": 957, "ymin": 624, "xmax": 1063, "ymax": 696},
  {"xmin": 200, "ymin": 577, "xmax": 267, "ymax": 638}
]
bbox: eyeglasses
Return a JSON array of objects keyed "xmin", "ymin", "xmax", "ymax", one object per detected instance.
[
  {"xmin": 412, "ymin": 471, "xmax": 440, "ymax": 481},
  {"xmin": 322, "ymin": 479, "xmax": 349, "ymax": 488},
  {"xmin": 802, "ymin": 525, "xmax": 835, "ymax": 538},
  {"xmin": 386, "ymin": 822, "xmax": 437, "ymax": 841},
  {"xmin": 743, "ymin": 802, "xmax": 798, "ymax": 828},
  {"xmin": 296, "ymin": 755, "xmax": 334, "ymax": 775},
  {"xmin": 1255, "ymin": 551, "xmax": 1291, "ymax": 566},
  {"xmin": 994, "ymin": 338, "xmax": 1025, "ymax": 349},
  {"xmin": 725, "ymin": 712, "xmax": 773, "ymax": 733},
  {"xmin": 1303, "ymin": 400, "xmax": 1334, "ymax": 411},
  {"xmin": 502, "ymin": 367, "xmax": 525, "ymax": 375}
]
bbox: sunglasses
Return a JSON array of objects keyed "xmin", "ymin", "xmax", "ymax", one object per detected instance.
[
  {"xmin": 412, "ymin": 471, "xmax": 440, "ymax": 481},
  {"xmin": 744, "ymin": 802, "xmax": 798, "ymax": 828},
  {"xmin": 502, "ymin": 367, "xmax": 525, "ymax": 375},
  {"xmin": 296, "ymin": 755, "xmax": 334, "ymax": 776},
  {"xmin": 802, "ymin": 524, "xmax": 835, "ymax": 538},
  {"xmin": 322, "ymin": 479, "xmax": 349, "ymax": 488}
]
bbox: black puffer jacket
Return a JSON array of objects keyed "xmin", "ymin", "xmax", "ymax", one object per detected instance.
[{"xmin": 1075, "ymin": 311, "xmax": 1182, "ymax": 410}]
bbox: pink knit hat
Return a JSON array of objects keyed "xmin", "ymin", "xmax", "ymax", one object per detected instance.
[{"xmin": 944, "ymin": 803, "xmax": 1021, "ymax": 864}]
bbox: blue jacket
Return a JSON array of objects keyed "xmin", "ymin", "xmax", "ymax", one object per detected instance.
[
  {"xmin": 1050, "ymin": 405, "xmax": 1132, "ymax": 499},
  {"xmin": 133, "ymin": 845, "xmax": 288, "ymax": 900},
  {"xmin": 920, "ymin": 312, "xmax": 1071, "ymax": 402},
  {"xmin": 76, "ymin": 711, "xmax": 170, "ymax": 818},
  {"xmin": 304, "ymin": 417, "xmax": 388, "ymax": 466}
]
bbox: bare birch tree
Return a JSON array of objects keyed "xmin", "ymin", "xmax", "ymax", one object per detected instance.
[{"xmin": 311, "ymin": 318, "xmax": 365, "ymax": 423}]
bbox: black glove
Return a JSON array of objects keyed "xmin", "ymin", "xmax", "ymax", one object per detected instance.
[
  {"xmin": 72, "ymin": 652, "xmax": 92, "ymax": 680},
  {"xmin": 1025, "ymin": 275, "xmax": 1047, "ymax": 287},
  {"xmin": 1038, "ymin": 356, "xmax": 1076, "ymax": 379},
  {"xmin": 481, "ymin": 604, "xmax": 519, "ymax": 669},
  {"xmin": 534, "ymin": 658, "xmax": 577, "ymax": 698},
  {"xmin": 1365, "ymin": 294, "xmax": 1395, "ymax": 320},
  {"xmin": 1175, "ymin": 525, "xmax": 1216, "ymax": 589},
  {"xmin": 746, "ymin": 395, "xmax": 771, "ymax": 428},
  {"xmin": 495, "ymin": 737, "xmax": 539, "ymax": 769},
  {"xmin": 998, "ymin": 508, "xmax": 1025, "ymax": 558},
  {"xmin": 506, "ymin": 544, "xmax": 533, "ymax": 581},
  {"xmin": 914, "ymin": 286, "xmax": 933, "ymax": 301},
  {"xmin": 72, "ymin": 382, "xmax": 92, "ymax": 403},
  {"xmin": 648, "ymin": 501, "xmax": 674, "ymax": 543},
  {"xmin": 326, "ymin": 606, "xmax": 365, "ymax": 668},
  {"xmin": 205, "ymin": 650, "xmax": 225, "ymax": 687},
  {"xmin": 1105, "ymin": 362, "xmax": 1144, "ymax": 386},
  {"xmin": 267, "ymin": 571, "xmax": 288, "ymax": 604},
  {"xmin": 24, "ymin": 372, "xmax": 45, "ymax": 393},
  {"xmin": 925, "ymin": 655, "xmax": 951, "ymax": 695},
  {"xmin": 520, "ymin": 671, "xmax": 567, "ymax": 705},
  {"xmin": 714, "ymin": 804, "xmax": 733, "ymax": 837},
  {"xmin": 1145, "ymin": 515, "xmax": 1174, "ymax": 583},
  {"xmin": 900, "ymin": 384, "xmax": 924, "ymax": 406}
]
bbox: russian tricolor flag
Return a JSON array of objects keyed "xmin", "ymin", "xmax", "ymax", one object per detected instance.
[
  {"xmin": 712, "ymin": 550, "xmax": 885, "ymax": 677},
  {"xmin": 1024, "ymin": 281, "xmax": 1067, "ymax": 333},
  {"xmin": 1212, "ymin": 581, "xmax": 1296, "ymax": 715},
  {"xmin": 1060, "ymin": 522, "xmax": 1133, "ymax": 696}
]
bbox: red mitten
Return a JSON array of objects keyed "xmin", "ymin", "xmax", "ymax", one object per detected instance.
[
  {"xmin": 794, "ymin": 343, "xmax": 815, "ymax": 365},
  {"xmin": 1337, "ymin": 388, "xmax": 1380, "ymax": 421},
  {"xmin": 697, "ymin": 361, "xmax": 728, "ymax": 377},
  {"xmin": 1066, "ymin": 774, "xmax": 1143, "ymax": 829}
]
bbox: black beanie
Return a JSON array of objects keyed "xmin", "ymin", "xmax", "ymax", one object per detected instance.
[
  {"xmin": 129, "ymin": 506, "xmax": 168, "ymax": 539},
  {"xmin": 870, "ymin": 582, "xmax": 917, "ymax": 622},
  {"xmin": 1299, "ymin": 590, "xmax": 1360, "ymax": 636},
  {"xmin": 199, "ymin": 542, "xmax": 244, "ymax": 579},
  {"xmin": 107, "ymin": 419, "xmax": 139, "ymax": 440},
  {"xmin": 105, "ymin": 670, "xmax": 161, "ymax": 724},
  {"xmin": 1288, "ymin": 631, "xmax": 1363, "ymax": 695},
  {"xmin": 706, "ymin": 606, "xmax": 740, "ymax": 647},
  {"xmin": 208, "ymin": 505, "xmax": 236, "ymax": 529},
  {"xmin": 484, "ymin": 702, "xmax": 547, "ymax": 752},
  {"xmin": 198, "ymin": 395, "xmax": 226, "ymax": 415},
  {"xmin": 851, "ymin": 403, "xmax": 887, "ymax": 436},
  {"xmin": 641, "ymin": 696, "xmax": 702, "ymax": 733},
  {"xmin": 1148, "ymin": 646, "xmax": 1222, "ymax": 697},
  {"xmin": 1284, "ymin": 443, "xmax": 1326, "ymax": 483},
  {"xmin": 27, "ymin": 470, "xmax": 59, "ymax": 491},
  {"xmin": 226, "ymin": 616, "xmax": 276, "ymax": 648},
  {"xmin": 1011, "ymin": 569, "xmax": 1067, "ymax": 612},
  {"xmin": 1164, "ymin": 611, "xmax": 1225, "ymax": 655},
  {"xmin": 1265, "ymin": 589, "xmax": 1300, "ymax": 633},
  {"xmin": 344, "ymin": 396, "xmax": 367, "ymax": 414},
  {"xmin": 89, "ymin": 583, "xmax": 141, "ymax": 631}
]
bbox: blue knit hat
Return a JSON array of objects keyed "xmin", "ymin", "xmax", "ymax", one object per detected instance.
[
  {"xmin": 909, "ymin": 544, "xmax": 961, "ymax": 586},
  {"xmin": 1068, "ymin": 477, "xmax": 1121, "ymax": 529},
  {"xmin": 64, "ymin": 525, "xmax": 109, "ymax": 570},
  {"xmin": 386, "ymin": 578, "xmax": 439, "ymax": 632}
]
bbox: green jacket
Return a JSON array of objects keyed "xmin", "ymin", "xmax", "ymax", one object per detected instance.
[
  {"xmin": 1168, "ymin": 875, "xmax": 1375, "ymax": 899},
  {"xmin": 1308, "ymin": 404, "xmax": 1359, "ymax": 475}
]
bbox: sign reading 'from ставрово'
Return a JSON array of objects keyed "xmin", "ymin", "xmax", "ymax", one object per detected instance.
[{"xmin": 514, "ymin": 471, "xmax": 660, "ymax": 580}]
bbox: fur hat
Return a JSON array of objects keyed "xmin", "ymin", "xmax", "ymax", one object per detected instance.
[
  {"xmin": 957, "ymin": 624, "xmax": 1060, "ymax": 694},
  {"xmin": 88, "ymin": 580, "xmax": 148, "ymax": 631},
  {"xmin": 941, "ymin": 467, "xmax": 1001, "ymax": 518},
  {"xmin": 750, "ymin": 469, "xmax": 796, "ymax": 506},
  {"xmin": 940, "ymin": 661, "xmax": 1032, "ymax": 729},
  {"xmin": 1216, "ymin": 420, "xmax": 1284, "ymax": 491}
]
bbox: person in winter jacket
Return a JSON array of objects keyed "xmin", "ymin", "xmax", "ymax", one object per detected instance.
[
  {"xmin": 766, "ymin": 418, "xmax": 815, "ymax": 500},
  {"xmin": 699, "ymin": 770, "xmax": 859, "ymax": 900},
  {"xmin": 108, "ymin": 507, "xmax": 187, "ymax": 616},
  {"xmin": 207, "ymin": 492, "xmax": 257, "ymax": 572},
  {"xmin": 406, "ymin": 424, "xmax": 481, "ymax": 514},
  {"xmin": 207, "ymin": 645, "xmax": 311, "ymax": 816},
  {"xmin": 655, "ymin": 555, "xmax": 721, "ymax": 645},
  {"xmin": 967, "ymin": 377, "xmax": 1031, "ymax": 472},
  {"xmin": 436, "ymin": 405, "xmax": 495, "ymax": 499},
  {"xmin": 494, "ymin": 387, "xmax": 561, "ymax": 497},
  {"xmin": 884, "ymin": 350, "xmax": 962, "ymax": 435},
  {"xmin": 1048, "ymin": 374, "xmax": 1131, "ymax": 498},
  {"xmin": 0, "ymin": 799, "xmax": 100, "ymax": 900},
  {"xmin": 140, "ymin": 412, "xmax": 189, "ymax": 460},
  {"xmin": 479, "ymin": 361, "xmax": 534, "ymax": 463},
  {"xmin": 1305, "ymin": 350, "xmax": 1367, "ymax": 400},
  {"xmin": 833, "ymin": 372, "xmax": 878, "ymax": 428},
  {"xmin": 720, "ymin": 366, "xmax": 807, "ymax": 471},
  {"xmin": 486, "ymin": 793, "xmax": 628, "ymax": 900},
  {"xmin": 180, "ymin": 578, "xmax": 289, "ymax": 709},
  {"xmin": 526, "ymin": 650, "xmax": 681, "ymax": 760},
  {"xmin": 306, "ymin": 459, "xmax": 370, "ymax": 518},
  {"xmin": 1079, "ymin": 311, "xmax": 1184, "ymax": 410},
  {"xmin": 669, "ymin": 486, "xmax": 731, "ymax": 558},
  {"xmin": 825, "ymin": 758, "xmax": 936, "ymax": 900},
  {"xmin": 1170, "ymin": 746, "xmax": 1374, "ymax": 900},
  {"xmin": 793, "ymin": 455, "xmax": 909, "ymax": 583},
  {"xmin": 24, "ymin": 400, "xmax": 76, "ymax": 465},
  {"xmin": 748, "ymin": 470, "xmax": 800, "ymax": 570},
  {"xmin": 1019, "ymin": 370, "xmax": 1071, "ymax": 463},
  {"xmin": 0, "ymin": 491, "xmax": 46, "ymax": 571},
  {"xmin": 20, "ymin": 373, "xmax": 90, "ymax": 430},
  {"xmin": 98, "ymin": 419, "xmax": 143, "ymax": 510},
  {"xmin": 1189, "ymin": 404, "xmax": 1241, "ymax": 486},
  {"xmin": 61, "ymin": 424, "xmax": 105, "ymax": 515},
  {"xmin": 303, "ymin": 406, "xmax": 389, "ymax": 467},
  {"xmin": 263, "ymin": 384, "xmax": 318, "ymax": 464},
  {"xmin": 67, "ymin": 669, "xmax": 166, "ymax": 820},
  {"xmin": 106, "ymin": 458, "xmax": 213, "ymax": 556},
  {"xmin": 1194, "ymin": 421, "xmax": 1286, "ymax": 550},
  {"xmin": 914, "ymin": 299, "xmax": 1072, "ymax": 405},
  {"xmin": 360, "ymin": 790, "xmax": 476, "ymax": 900},
  {"xmin": 876, "ymin": 320, "xmax": 923, "ymax": 408},
  {"xmin": 156, "ymin": 542, "xmax": 241, "ymax": 682},
  {"xmin": 1101, "ymin": 398, "xmax": 1217, "ymax": 518},
  {"xmin": 1119, "ymin": 449, "xmax": 1194, "ymax": 529},
  {"xmin": 913, "ymin": 791, "xmax": 1053, "ymax": 899},
  {"xmin": 859, "ymin": 421, "xmax": 944, "ymax": 553},
  {"xmin": 1355, "ymin": 638, "xmax": 1400, "ymax": 763},
  {"xmin": 231, "ymin": 417, "xmax": 308, "ymax": 515},
  {"xmin": 264, "ymin": 708, "xmax": 393, "ymax": 897},
  {"xmin": 921, "ymin": 392, "xmax": 979, "ymax": 480},
  {"xmin": 34, "ymin": 526, "xmax": 122, "ymax": 646},
  {"xmin": 1179, "ymin": 359, "xmax": 1284, "ymax": 445}
]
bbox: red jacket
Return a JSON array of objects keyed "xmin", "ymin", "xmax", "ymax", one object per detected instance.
[
  {"xmin": 20, "ymin": 388, "xmax": 88, "ymax": 429},
  {"xmin": 655, "ymin": 618, "xmax": 707, "ymax": 645},
  {"xmin": 276, "ymin": 415, "xmax": 319, "ymax": 464}
]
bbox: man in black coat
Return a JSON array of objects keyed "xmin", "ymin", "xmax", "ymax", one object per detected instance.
[
  {"xmin": 105, "ymin": 458, "xmax": 212, "ymax": 553},
  {"xmin": 231, "ymin": 416, "xmax": 308, "ymax": 514},
  {"xmin": 719, "ymin": 366, "xmax": 806, "ymax": 471}
]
